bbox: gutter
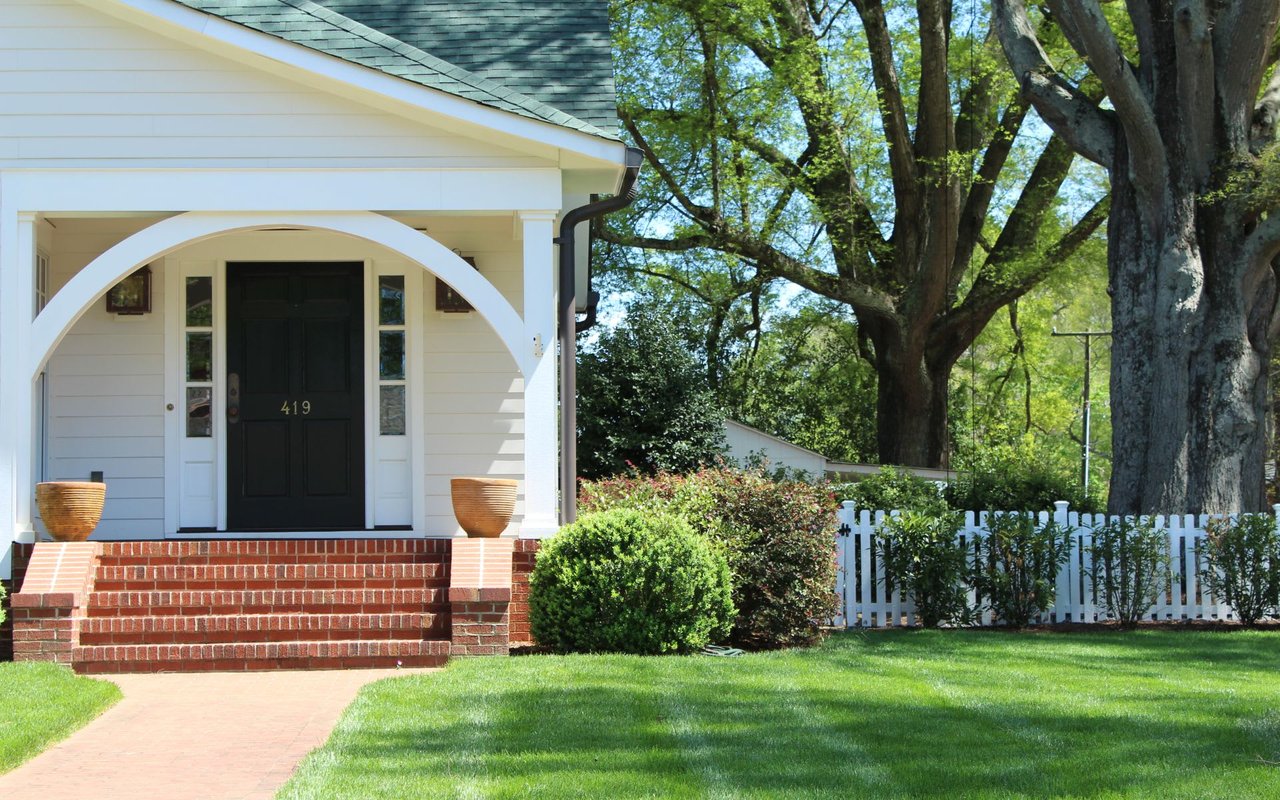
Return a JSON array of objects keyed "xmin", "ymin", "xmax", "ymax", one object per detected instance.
[{"xmin": 554, "ymin": 146, "xmax": 644, "ymax": 525}]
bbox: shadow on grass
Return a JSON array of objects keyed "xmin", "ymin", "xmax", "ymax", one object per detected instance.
[{"xmin": 282, "ymin": 633, "xmax": 1280, "ymax": 799}]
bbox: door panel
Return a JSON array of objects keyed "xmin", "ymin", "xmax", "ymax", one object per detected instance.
[{"xmin": 226, "ymin": 262, "xmax": 364, "ymax": 530}]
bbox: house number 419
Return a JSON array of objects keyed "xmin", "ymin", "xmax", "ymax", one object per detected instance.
[{"xmin": 281, "ymin": 400, "xmax": 312, "ymax": 416}]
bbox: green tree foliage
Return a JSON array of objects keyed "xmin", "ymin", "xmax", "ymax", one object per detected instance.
[
  {"xmin": 948, "ymin": 231, "xmax": 1112, "ymax": 507},
  {"xmin": 577, "ymin": 304, "xmax": 726, "ymax": 480},
  {"xmin": 601, "ymin": 0, "xmax": 1108, "ymax": 468},
  {"xmin": 836, "ymin": 466, "xmax": 948, "ymax": 514}
]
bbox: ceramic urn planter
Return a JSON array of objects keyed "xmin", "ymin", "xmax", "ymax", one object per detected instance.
[
  {"xmin": 35, "ymin": 481, "xmax": 106, "ymax": 542},
  {"xmin": 450, "ymin": 477, "xmax": 517, "ymax": 537}
]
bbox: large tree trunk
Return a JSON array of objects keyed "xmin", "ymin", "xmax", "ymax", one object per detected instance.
[
  {"xmin": 874, "ymin": 343, "xmax": 952, "ymax": 467},
  {"xmin": 1107, "ymin": 153, "xmax": 1273, "ymax": 515}
]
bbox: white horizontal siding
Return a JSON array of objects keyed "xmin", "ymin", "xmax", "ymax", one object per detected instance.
[
  {"xmin": 42, "ymin": 224, "xmax": 166, "ymax": 539},
  {"xmin": 0, "ymin": 0, "xmax": 552, "ymax": 168},
  {"xmin": 420, "ymin": 217, "xmax": 525, "ymax": 535}
]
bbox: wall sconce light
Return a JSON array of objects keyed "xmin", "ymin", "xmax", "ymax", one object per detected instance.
[
  {"xmin": 435, "ymin": 250, "xmax": 478, "ymax": 313},
  {"xmin": 106, "ymin": 265, "xmax": 152, "ymax": 315}
]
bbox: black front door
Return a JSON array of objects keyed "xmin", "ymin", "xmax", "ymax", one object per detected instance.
[{"xmin": 226, "ymin": 262, "xmax": 365, "ymax": 530}]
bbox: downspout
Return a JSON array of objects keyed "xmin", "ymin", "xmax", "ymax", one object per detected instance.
[{"xmin": 555, "ymin": 146, "xmax": 643, "ymax": 525}]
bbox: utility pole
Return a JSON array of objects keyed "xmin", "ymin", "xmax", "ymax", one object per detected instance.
[{"xmin": 1051, "ymin": 328, "xmax": 1111, "ymax": 497}]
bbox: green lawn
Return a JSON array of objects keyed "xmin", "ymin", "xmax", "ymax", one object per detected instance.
[
  {"xmin": 280, "ymin": 630, "xmax": 1280, "ymax": 799},
  {"xmin": 0, "ymin": 662, "xmax": 121, "ymax": 773}
]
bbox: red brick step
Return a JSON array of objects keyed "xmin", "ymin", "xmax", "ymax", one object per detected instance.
[
  {"xmin": 74, "ymin": 639, "xmax": 451, "ymax": 673},
  {"xmin": 93, "ymin": 562, "xmax": 444, "ymax": 591},
  {"xmin": 86, "ymin": 588, "xmax": 444, "ymax": 617},
  {"xmin": 78, "ymin": 612, "xmax": 444, "ymax": 645}
]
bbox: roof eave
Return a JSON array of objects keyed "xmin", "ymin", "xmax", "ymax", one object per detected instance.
[{"xmin": 80, "ymin": 0, "xmax": 629, "ymax": 171}]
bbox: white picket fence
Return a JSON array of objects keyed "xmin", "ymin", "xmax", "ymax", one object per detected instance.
[{"xmin": 833, "ymin": 501, "xmax": 1280, "ymax": 628}]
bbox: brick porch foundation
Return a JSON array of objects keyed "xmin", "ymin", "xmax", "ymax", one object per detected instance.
[
  {"xmin": 0, "ymin": 543, "xmax": 36, "ymax": 661},
  {"xmin": 7, "ymin": 537, "xmax": 544, "ymax": 671}
]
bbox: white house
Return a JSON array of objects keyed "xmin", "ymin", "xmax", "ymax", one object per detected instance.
[{"xmin": 0, "ymin": 0, "xmax": 633, "ymax": 582}]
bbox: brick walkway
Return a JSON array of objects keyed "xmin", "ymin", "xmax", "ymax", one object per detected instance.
[{"xmin": 0, "ymin": 668, "xmax": 432, "ymax": 800}]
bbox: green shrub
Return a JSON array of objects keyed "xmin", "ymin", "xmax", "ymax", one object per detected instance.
[
  {"xmin": 1201, "ymin": 515, "xmax": 1280, "ymax": 625},
  {"xmin": 581, "ymin": 468, "xmax": 839, "ymax": 650},
  {"xmin": 0, "ymin": 581, "xmax": 6, "ymax": 627},
  {"xmin": 945, "ymin": 437, "xmax": 1098, "ymax": 513},
  {"xmin": 835, "ymin": 466, "xmax": 947, "ymax": 514},
  {"xmin": 975, "ymin": 513, "xmax": 1071, "ymax": 627},
  {"xmin": 876, "ymin": 511, "xmax": 972, "ymax": 627},
  {"xmin": 529, "ymin": 509, "xmax": 733, "ymax": 654},
  {"xmin": 1089, "ymin": 517, "xmax": 1170, "ymax": 625}
]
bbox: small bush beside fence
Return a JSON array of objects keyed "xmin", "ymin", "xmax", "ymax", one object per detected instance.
[
  {"xmin": 1201, "ymin": 515, "xmax": 1280, "ymax": 624},
  {"xmin": 836, "ymin": 502, "xmax": 1280, "ymax": 628},
  {"xmin": 581, "ymin": 468, "xmax": 838, "ymax": 650}
]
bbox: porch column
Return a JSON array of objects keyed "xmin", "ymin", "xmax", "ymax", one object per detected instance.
[
  {"xmin": 0, "ymin": 210, "xmax": 36, "ymax": 579},
  {"xmin": 519, "ymin": 211, "xmax": 559, "ymax": 538}
]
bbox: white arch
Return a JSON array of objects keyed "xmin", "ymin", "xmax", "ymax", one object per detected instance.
[{"xmin": 29, "ymin": 211, "xmax": 533, "ymax": 378}]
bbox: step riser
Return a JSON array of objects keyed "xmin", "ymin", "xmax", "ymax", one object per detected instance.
[
  {"xmin": 80, "ymin": 629, "xmax": 443, "ymax": 645},
  {"xmin": 77, "ymin": 654, "xmax": 448, "ymax": 673},
  {"xmin": 73, "ymin": 640, "xmax": 450, "ymax": 674},
  {"xmin": 95, "ymin": 541, "xmax": 451, "ymax": 568},
  {"xmin": 94, "ymin": 578, "xmax": 444, "ymax": 592},
  {"xmin": 88, "ymin": 603, "xmax": 445, "ymax": 617},
  {"xmin": 87, "ymin": 589, "xmax": 444, "ymax": 615},
  {"xmin": 97, "ymin": 555, "xmax": 448, "ymax": 568},
  {"xmin": 79, "ymin": 611, "xmax": 445, "ymax": 646},
  {"xmin": 97, "ymin": 563, "xmax": 443, "ymax": 581}
]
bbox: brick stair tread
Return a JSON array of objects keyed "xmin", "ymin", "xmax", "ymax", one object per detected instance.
[
  {"xmin": 93, "ymin": 562, "xmax": 445, "ymax": 591},
  {"xmin": 73, "ymin": 639, "xmax": 451, "ymax": 673},
  {"xmin": 86, "ymin": 588, "xmax": 445, "ymax": 616},
  {"xmin": 95, "ymin": 541, "xmax": 450, "ymax": 568},
  {"xmin": 78, "ymin": 612, "xmax": 445, "ymax": 645}
]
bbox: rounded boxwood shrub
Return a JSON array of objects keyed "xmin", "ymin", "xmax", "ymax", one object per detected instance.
[
  {"xmin": 529, "ymin": 508, "xmax": 733, "ymax": 654},
  {"xmin": 582, "ymin": 468, "xmax": 839, "ymax": 650}
]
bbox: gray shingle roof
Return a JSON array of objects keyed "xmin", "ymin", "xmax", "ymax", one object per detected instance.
[{"xmin": 174, "ymin": 0, "xmax": 619, "ymax": 139}]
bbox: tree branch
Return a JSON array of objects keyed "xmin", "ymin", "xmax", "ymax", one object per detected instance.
[
  {"xmin": 914, "ymin": 0, "xmax": 954, "ymax": 166},
  {"xmin": 952, "ymin": 96, "xmax": 1029, "ymax": 295},
  {"xmin": 620, "ymin": 111, "xmax": 711, "ymax": 224},
  {"xmin": 992, "ymin": 0, "xmax": 1117, "ymax": 167},
  {"xmin": 1252, "ymin": 68, "xmax": 1280, "ymax": 150},
  {"xmin": 1241, "ymin": 209, "xmax": 1280, "ymax": 303},
  {"xmin": 1048, "ymin": 1, "xmax": 1166, "ymax": 211},
  {"xmin": 1173, "ymin": 0, "xmax": 1215, "ymax": 188},
  {"xmin": 1123, "ymin": 0, "xmax": 1157, "ymax": 87},
  {"xmin": 852, "ymin": 0, "xmax": 919, "ymax": 211},
  {"xmin": 1214, "ymin": 2, "xmax": 1280, "ymax": 142},
  {"xmin": 938, "ymin": 193, "xmax": 1109, "ymax": 361}
]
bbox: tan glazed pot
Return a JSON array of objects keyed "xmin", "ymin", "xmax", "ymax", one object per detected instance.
[
  {"xmin": 35, "ymin": 481, "xmax": 106, "ymax": 542},
  {"xmin": 450, "ymin": 477, "xmax": 517, "ymax": 537}
]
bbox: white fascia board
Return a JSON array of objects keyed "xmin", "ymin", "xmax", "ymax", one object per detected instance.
[
  {"xmin": 78, "ymin": 0, "xmax": 629, "ymax": 171},
  {"xmin": 1, "ymin": 168, "xmax": 563, "ymax": 213}
]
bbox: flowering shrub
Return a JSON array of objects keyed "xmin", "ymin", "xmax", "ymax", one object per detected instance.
[
  {"xmin": 529, "ymin": 509, "xmax": 733, "ymax": 654},
  {"xmin": 581, "ymin": 467, "xmax": 839, "ymax": 649}
]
